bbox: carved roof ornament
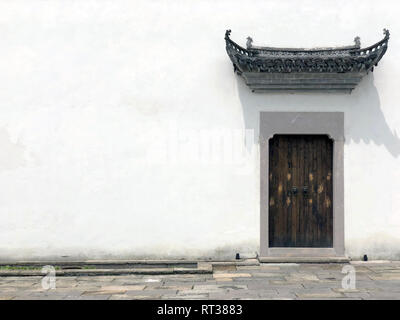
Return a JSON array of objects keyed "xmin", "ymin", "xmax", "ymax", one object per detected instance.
[{"xmin": 225, "ymin": 29, "xmax": 389, "ymax": 92}]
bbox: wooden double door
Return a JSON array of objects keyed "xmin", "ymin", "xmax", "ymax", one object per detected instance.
[{"xmin": 269, "ymin": 135, "xmax": 333, "ymax": 247}]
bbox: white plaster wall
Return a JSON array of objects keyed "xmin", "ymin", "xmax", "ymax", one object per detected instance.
[{"xmin": 0, "ymin": 0, "xmax": 399, "ymax": 260}]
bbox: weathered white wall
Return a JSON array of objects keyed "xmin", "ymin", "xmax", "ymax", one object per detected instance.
[{"xmin": 0, "ymin": 0, "xmax": 399, "ymax": 261}]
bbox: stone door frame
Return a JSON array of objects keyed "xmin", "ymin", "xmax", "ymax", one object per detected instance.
[{"xmin": 260, "ymin": 112, "xmax": 345, "ymax": 258}]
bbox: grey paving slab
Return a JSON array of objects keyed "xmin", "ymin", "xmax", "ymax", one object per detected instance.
[
  {"xmin": 256, "ymin": 289, "xmax": 283, "ymax": 298},
  {"xmin": 162, "ymin": 281, "xmax": 210, "ymax": 287},
  {"xmin": 178, "ymin": 289, "xmax": 225, "ymax": 295},
  {"xmin": 67, "ymin": 294, "xmax": 111, "ymax": 300},
  {"xmin": 343, "ymin": 292, "xmax": 371, "ymax": 299},
  {"xmin": 193, "ymin": 284, "xmax": 247, "ymax": 291},
  {"xmin": 163, "ymin": 294, "xmax": 208, "ymax": 300},
  {"xmin": 364, "ymin": 292, "xmax": 400, "ymax": 300},
  {"xmin": 0, "ymin": 281, "xmax": 37, "ymax": 287},
  {"xmin": 209, "ymin": 291, "xmax": 261, "ymax": 300},
  {"xmin": 273, "ymin": 293, "xmax": 297, "ymax": 300},
  {"xmin": 285, "ymin": 273, "xmax": 320, "ymax": 282},
  {"xmin": 126, "ymin": 289, "xmax": 177, "ymax": 297},
  {"xmin": 247, "ymin": 273, "xmax": 286, "ymax": 280},
  {"xmin": 274, "ymin": 287, "xmax": 302, "ymax": 296},
  {"xmin": 13, "ymin": 295, "xmax": 65, "ymax": 300},
  {"xmin": 245, "ymin": 280, "xmax": 280, "ymax": 290},
  {"xmin": 369, "ymin": 280, "xmax": 400, "ymax": 291},
  {"xmin": 301, "ymin": 280, "xmax": 340, "ymax": 289},
  {"xmin": 267, "ymin": 280, "xmax": 306, "ymax": 288},
  {"xmin": 109, "ymin": 294, "xmax": 136, "ymax": 300},
  {"xmin": 113, "ymin": 278, "xmax": 160, "ymax": 285}
]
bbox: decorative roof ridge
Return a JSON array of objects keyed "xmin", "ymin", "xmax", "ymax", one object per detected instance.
[
  {"xmin": 248, "ymin": 44, "xmax": 360, "ymax": 52},
  {"xmin": 245, "ymin": 35, "xmax": 360, "ymax": 52},
  {"xmin": 225, "ymin": 29, "xmax": 389, "ymax": 55}
]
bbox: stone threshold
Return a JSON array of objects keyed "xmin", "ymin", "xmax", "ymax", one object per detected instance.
[{"xmin": 258, "ymin": 256, "xmax": 351, "ymax": 263}]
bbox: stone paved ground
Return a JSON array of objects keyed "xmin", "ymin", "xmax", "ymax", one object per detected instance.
[{"xmin": 1, "ymin": 262, "xmax": 400, "ymax": 300}]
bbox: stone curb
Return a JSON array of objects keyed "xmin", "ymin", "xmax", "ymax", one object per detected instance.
[
  {"xmin": 0, "ymin": 260, "xmax": 198, "ymax": 266},
  {"xmin": 0, "ymin": 266, "xmax": 213, "ymax": 277},
  {"xmin": 0, "ymin": 259, "xmax": 255, "ymax": 266}
]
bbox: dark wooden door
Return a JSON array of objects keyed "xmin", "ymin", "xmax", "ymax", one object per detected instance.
[{"xmin": 269, "ymin": 135, "xmax": 333, "ymax": 247}]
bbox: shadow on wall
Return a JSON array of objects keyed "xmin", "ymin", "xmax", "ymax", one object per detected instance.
[{"xmin": 237, "ymin": 72, "xmax": 400, "ymax": 157}]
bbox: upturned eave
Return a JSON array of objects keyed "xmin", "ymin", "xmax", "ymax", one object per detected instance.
[{"xmin": 225, "ymin": 29, "xmax": 389, "ymax": 92}]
